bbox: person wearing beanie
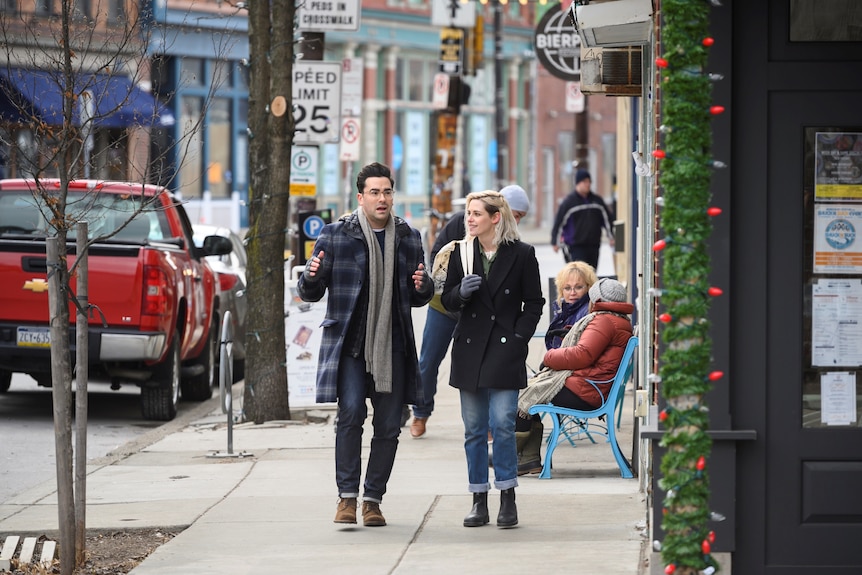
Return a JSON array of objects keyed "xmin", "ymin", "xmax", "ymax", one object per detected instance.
[
  {"xmin": 550, "ymin": 168, "xmax": 614, "ymax": 269},
  {"xmin": 409, "ymin": 184, "xmax": 531, "ymax": 439},
  {"xmin": 513, "ymin": 277, "xmax": 633, "ymax": 475}
]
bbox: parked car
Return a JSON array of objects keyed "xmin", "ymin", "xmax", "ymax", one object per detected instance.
[
  {"xmin": 192, "ymin": 224, "xmax": 247, "ymax": 381},
  {"xmin": 0, "ymin": 179, "xmax": 232, "ymax": 420}
]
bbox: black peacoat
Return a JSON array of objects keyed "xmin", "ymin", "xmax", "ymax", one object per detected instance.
[{"xmin": 441, "ymin": 239, "xmax": 544, "ymax": 392}]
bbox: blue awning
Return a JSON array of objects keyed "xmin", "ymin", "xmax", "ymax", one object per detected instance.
[{"xmin": 0, "ymin": 68, "xmax": 174, "ymax": 128}]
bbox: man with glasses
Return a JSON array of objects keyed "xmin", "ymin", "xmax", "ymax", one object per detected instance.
[
  {"xmin": 298, "ymin": 162, "xmax": 432, "ymax": 527},
  {"xmin": 409, "ymin": 184, "xmax": 531, "ymax": 439}
]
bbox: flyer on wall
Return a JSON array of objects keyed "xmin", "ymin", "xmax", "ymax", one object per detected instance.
[
  {"xmin": 814, "ymin": 131, "xmax": 862, "ymax": 201},
  {"xmin": 813, "ymin": 203, "xmax": 862, "ymax": 274},
  {"xmin": 811, "ymin": 277, "xmax": 862, "ymax": 367}
]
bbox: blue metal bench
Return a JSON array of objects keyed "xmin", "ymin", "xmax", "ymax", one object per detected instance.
[{"xmin": 528, "ymin": 336, "xmax": 638, "ymax": 479}]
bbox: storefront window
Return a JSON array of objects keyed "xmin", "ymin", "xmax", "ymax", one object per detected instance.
[
  {"xmin": 181, "ymin": 58, "xmax": 204, "ymax": 87},
  {"xmin": 208, "ymin": 97, "xmax": 231, "ymax": 198},
  {"xmin": 791, "ymin": 0, "xmax": 862, "ymax": 41},
  {"xmin": 803, "ymin": 127, "xmax": 862, "ymax": 427},
  {"xmin": 179, "ymin": 96, "xmax": 203, "ymax": 197}
]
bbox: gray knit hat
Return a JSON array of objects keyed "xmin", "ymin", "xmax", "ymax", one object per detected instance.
[
  {"xmin": 500, "ymin": 185, "xmax": 531, "ymax": 214},
  {"xmin": 589, "ymin": 277, "xmax": 627, "ymax": 303}
]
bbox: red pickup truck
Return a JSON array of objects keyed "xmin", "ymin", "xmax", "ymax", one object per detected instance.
[{"xmin": 0, "ymin": 179, "xmax": 233, "ymax": 420}]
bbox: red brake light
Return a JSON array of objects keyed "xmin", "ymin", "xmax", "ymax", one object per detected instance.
[
  {"xmin": 142, "ymin": 266, "xmax": 169, "ymax": 316},
  {"xmin": 217, "ymin": 272, "xmax": 239, "ymax": 292}
]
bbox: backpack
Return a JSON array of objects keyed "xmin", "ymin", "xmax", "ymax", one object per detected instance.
[{"xmin": 430, "ymin": 236, "xmax": 475, "ymax": 295}]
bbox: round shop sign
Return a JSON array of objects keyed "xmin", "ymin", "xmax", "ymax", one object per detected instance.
[
  {"xmin": 534, "ymin": 3, "xmax": 581, "ymax": 81},
  {"xmin": 825, "ymin": 218, "xmax": 856, "ymax": 250}
]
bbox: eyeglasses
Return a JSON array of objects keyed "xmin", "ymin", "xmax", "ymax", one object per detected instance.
[{"xmin": 363, "ymin": 188, "xmax": 395, "ymax": 199}]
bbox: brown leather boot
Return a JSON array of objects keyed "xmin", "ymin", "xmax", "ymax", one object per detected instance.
[
  {"xmin": 411, "ymin": 417, "xmax": 428, "ymax": 438},
  {"xmin": 362, "ymin": 501, "xmax": 387, "ymax": 526},
  {"xmin": 334, "ymin": 497, "xmax": 357, "ymax": 524}
]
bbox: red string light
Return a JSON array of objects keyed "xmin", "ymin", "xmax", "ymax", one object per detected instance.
[
  {"xmin": 709, "ymin": 105, "xmax": 725, "ymax": 115},
  {"xmin": 656, "ymin": 57, "xmax": 669, "ymax": 68},
  {"xmin": 665, "ymin": 564, "xmax": 676, "ymax": 574},
  {"xmin": 696, "ymin": 456, "xmax": 706, "ymax": 471},
  {"xmin": 702, "ymin": 539, "xmax": 712, "ymax": 554},
  {"xmin": 708, "ymin": 531, "xmax": 716, "ymax": 543},
  {"xmin": 659, "ymin": 313, "xmax": 672, "ymax": 323},
  {"xmin": 653, "ymin": 149, "xmax": 667, "ymax": 159},
  {"xmin": 707, "ymin": 207, "xmax": 722, "ymax": 216},
  {"xmin": 707, "ymin": 287, "xmax": 723, "ymax": 297},
  {"xmin": 653, "ymin": 239, "xmax": 667, "ymax": 252},
  {"xmin": 702, "ymin": 37, "xmax": 715, "ymax": 47},
  {"xmin": 708, "ymin": 371, "xmax": 724, "ymax": 381},
  {"xmin": 659, "ymin": 409, "xmax": 668, "ymax": 422}
]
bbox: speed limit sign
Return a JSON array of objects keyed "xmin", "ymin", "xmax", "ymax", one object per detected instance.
[{"xmin": 293, "ymin": 62, "xmax": 342, "ymax": 144}]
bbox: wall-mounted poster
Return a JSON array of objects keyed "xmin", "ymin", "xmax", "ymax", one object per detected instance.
[
  {"xmin": 814, "ymin": 132, "xmax": 862, "ymax": 201},
  {"xmin": 813, "ymin": 203, "xmax": 862, "ymax": 274},
  {"xmin": 811, "ymin": 278, "xmax": 862, "ymax": 367}
]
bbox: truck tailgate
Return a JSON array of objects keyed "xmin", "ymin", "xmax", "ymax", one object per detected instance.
[{"xmin": 0, "ymin": 242, "xmax": 144, "ymax": 326}]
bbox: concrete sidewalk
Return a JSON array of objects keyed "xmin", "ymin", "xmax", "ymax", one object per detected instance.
[{"xmin": 0, "ymin": 227, "xmax": 648, "ymax": 574}]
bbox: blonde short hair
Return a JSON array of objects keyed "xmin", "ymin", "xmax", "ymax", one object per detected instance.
[
  {"xmin": 463, "ymin": 190, "xmax": 520, "ymax": 247},
  {"xmin": 554, "ymin": 261, "xmax": 597, "ymax": 306}
]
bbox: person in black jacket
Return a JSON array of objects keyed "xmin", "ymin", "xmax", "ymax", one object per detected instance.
[
  {"xmin": 550, "ymin": 169, "xmax": 614, "ymax": 268},
  {"xmin": 441, "ymin": 190, "xmax": 544, "ymax": 529},
  {"xmin": 410, "ymin": 185, "xmax": 531, "ymax": 439}
]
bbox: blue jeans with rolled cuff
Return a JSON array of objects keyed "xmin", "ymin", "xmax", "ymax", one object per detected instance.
[
  {"xmin": 459, "ymin": 387, "xmax": 519, "ymax": 493},
  {"xmin": 335, "ymin": 353, "xmax": 406, "ymax": 503}
]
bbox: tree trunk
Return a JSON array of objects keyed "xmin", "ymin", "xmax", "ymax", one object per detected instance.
[
  {"xmin": 47, "ymin": 237, "xmax": 75, "ymax": 575},
  {"xmin": 75, "ymin": 223, "xmax": 88, "ymax": 566},
  {"xmin": 242, "ymin": 0, "xmax": 293, "ymax": 422}
]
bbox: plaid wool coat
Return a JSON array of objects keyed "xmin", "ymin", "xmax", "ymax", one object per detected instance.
[{"xmin": 296, "ymin": 211, "xmax": 432, "ymax": 403}]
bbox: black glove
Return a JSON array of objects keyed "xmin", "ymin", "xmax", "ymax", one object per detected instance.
[{"xmin": 459, "ymin": 274, "xmax": 482, "ymax": 298}]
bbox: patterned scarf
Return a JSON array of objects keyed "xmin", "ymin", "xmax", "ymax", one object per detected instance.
[{"xmin": 357, "ymin": 208, "xmax": 395, "ymax": 393}]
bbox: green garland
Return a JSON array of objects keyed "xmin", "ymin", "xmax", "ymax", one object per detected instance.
[{"xmin": 657, "ymin": 1, "xmax": 719, "ymax": 574}]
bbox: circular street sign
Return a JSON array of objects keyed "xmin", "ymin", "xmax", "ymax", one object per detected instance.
[
  {"xmin": 342, "ymin": 119, "xmax": 359, "ymax": 144},
  {"xmin": 303, "ymin": 215, "xmax": 326, "ymax": 240},
  {"xmin": 534, "ymin": 3, "xmax": 581, "ymax": 81}
]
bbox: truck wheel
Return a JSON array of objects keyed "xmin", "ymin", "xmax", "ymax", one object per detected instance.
[
  {"xmin": 0, "ymin": 370, "xmax": 11, "ymax": 393},
  {"xmin": 142, "ymin": 330, "xmax": 181, "ymax": 421},
  {"xmin": 181, "ymin": 322, "xmax": 216, "ymax": 401}
]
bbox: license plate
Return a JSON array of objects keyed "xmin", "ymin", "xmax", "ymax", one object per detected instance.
[{"xmin": 17, "ymin": 327, "xmax": 51, "ymax": 348}]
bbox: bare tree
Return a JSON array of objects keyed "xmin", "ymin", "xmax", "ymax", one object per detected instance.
[
  {"xmin": 0, "ymin": 2, "xmax": 199, "ymax": 571},
  {"xmin": 240, "ymin": 0, "xmax": 294, "ymax": 422}
]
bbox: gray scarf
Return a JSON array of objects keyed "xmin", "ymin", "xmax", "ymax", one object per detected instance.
[
  {"xmin": 517, "ymin": 311, "xmax": 619, "ymax": 416},
  {"xmin": 357, "ymin": 208, "xmax": 396, "ymax": 393}
]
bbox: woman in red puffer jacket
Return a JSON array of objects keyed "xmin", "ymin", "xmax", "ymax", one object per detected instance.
[{"xmin": 515, "ymin": 277, "xmax": 633, "ymax": 475}]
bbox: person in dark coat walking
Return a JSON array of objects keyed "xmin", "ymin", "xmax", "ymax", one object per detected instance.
[
  {"xmin": 550, "ymin": 169, "xmax": 614, "ymax": 268},
  {"xmin": 297, "ymin": 162, "xmax": 432, "ymax": 528},
  {"xmin": 410, "ymin": 185, "xmax": 531, "ymax": 439},
  {"xmin": 441, "ymin": 190, "xmax": 544, "ymax": 529}
]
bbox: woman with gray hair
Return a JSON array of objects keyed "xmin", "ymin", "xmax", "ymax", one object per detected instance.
[
  {"xmin": 441, "ymin": 190, "xmax": 544, "ymax": 528},
  {"xmin": 514, "ymin": 277, "xmax": 634, "ymax": 475}
]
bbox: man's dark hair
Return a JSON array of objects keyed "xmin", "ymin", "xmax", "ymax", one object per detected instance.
[{"xmin": 356, "ymin": 162, "xmax": 394, "ymax": 194}]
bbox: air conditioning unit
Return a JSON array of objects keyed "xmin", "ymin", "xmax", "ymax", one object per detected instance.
[
  {"xmin": 580, "ymin": 46, "xmax": 643, "ymax": 96},
  {"xmin": 571, "ymin": 0, "xmax": 654, "ymax": 48}
]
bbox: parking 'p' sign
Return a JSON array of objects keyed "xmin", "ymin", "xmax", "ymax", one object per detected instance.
[
  {"xmin": 303, "ymin": 215, "xmax": 326, "ymax": 240},
  {"xmin": 293, "ymin": 62, "xmax": 342, "ymax": 144}
]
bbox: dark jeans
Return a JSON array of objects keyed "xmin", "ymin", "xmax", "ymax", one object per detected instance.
[
  {"xmin": 563, "ymin": 244, "xmax": 600, "ymax": 270},
  {"xmin": 335, "ymin": 353, "xmax": 406, "ymax": 503},
  {"xmin": 414, "ymin": 306, "xmax": 457, "ymax": 418}
]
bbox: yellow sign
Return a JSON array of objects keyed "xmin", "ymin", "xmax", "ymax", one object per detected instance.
[
  {"xmin": 439, "ymin": 28, "xmax": 464, "ymax": 74},
  {"xmin": 290, "ymin": 183, "xmax": 317, "ymax": 197}
]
